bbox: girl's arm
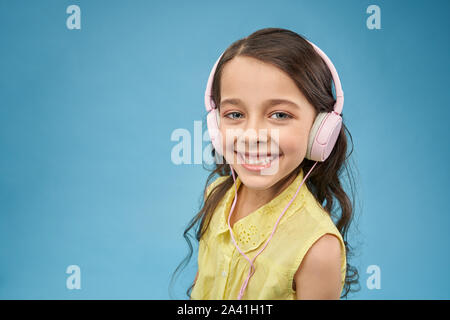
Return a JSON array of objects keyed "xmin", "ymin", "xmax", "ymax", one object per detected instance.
[
  {"xmin": 294, "ymin": 234, "xmax": 343, "ymax": 300},
  {"xmin": 194, "ymin": 270, "xmax": 199, "ymax": 284},
  {"xmin": 189, "ymin": 271, "xmax": 199, "ymax": 300}
]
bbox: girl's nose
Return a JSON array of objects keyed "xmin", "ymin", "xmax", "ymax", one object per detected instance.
[
  {"xmin": 244, "ymin": 114, "xmax": 265, "ymax": 134},
  {"xmin": 236, "ymin": 128, "xmax": 271, "ymax": 153}
]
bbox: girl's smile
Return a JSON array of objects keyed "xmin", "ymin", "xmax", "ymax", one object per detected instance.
[{"xmin": 234, "ymin": 150, "xmax": 282, "ymax": 171}]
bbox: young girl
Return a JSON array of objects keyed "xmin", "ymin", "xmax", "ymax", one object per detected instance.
[{"xmin": 172, "ymin": 27, "xmax": 359, "ymax": 300}]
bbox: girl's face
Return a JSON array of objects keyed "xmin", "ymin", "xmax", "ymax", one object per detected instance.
[{"xmin": 218, "ymin": 56, "xmax": 317, "ymax": 191}]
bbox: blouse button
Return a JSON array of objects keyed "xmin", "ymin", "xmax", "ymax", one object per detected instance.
[{"xmin": 221, "ymin": 271, "xmax": 226, "ymax": 277}]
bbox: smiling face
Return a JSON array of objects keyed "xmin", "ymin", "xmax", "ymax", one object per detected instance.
[{"xmin": 218, "ymin": 56, "xmax": 318, "ymax": 190}]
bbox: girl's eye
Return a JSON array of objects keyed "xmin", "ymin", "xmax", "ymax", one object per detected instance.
[
  {"xmin": 224, "ymin": 112, "xmax": 243, "ymax": 120},
  {"xmin": 224, "ymin": 111, "xmax": 292, "ymax": 121},
  {"xmin": 270, "ymin": 112, "xmax": 292, "ymax": 120}
]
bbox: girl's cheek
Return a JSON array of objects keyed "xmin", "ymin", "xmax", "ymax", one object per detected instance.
[
  {"xmin": 221, "ymin": 128, "xmax": 233, "ymax": 147},
  {"xmin": 279, "ymin": 133, "xmax": 307, "ymax": 156},
  {"xmin": 220, "ymin": 128, "xmax": 238, "ymax": 160}
]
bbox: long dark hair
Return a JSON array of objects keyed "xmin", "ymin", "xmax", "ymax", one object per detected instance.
[{"xmin": 170, "ymin": 27, "xmax": 362, "ymax": 299}]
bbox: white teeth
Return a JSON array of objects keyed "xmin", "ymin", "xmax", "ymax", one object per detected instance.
[{"xmin": 240, "ymin": 154, "xmax": 278, "ymax": 165}]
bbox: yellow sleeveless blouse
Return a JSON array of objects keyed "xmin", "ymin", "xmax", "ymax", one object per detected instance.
[{"xmin": 191, "ymin": 168, "xmax": 346, "ymax": 300}]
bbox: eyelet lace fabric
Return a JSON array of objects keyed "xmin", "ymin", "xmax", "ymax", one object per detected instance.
[
  {"xmin": 236, "ymin": 224, "xmax": 258, "ymax": 247},
  {"xmin": 212, "ymin": 170, "xmax": 308, "ymax": 253}
]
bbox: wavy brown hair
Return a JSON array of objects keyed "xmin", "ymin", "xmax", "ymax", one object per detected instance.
[{"xmin": 170, "ymin": 27, "xmax": 362, "ymax": 299}]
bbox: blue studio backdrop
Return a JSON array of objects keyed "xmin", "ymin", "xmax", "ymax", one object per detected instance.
[{"xmin": 0, "ymin": 0, "xmax": 449, "ymax": 299}]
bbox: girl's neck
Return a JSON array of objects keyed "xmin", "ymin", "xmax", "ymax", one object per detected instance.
[{"xmin": 238, "ymin": 172, "xmax": 297, "ymax": 211}]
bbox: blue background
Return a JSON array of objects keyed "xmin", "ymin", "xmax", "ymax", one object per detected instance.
[{"xmin": 0, "ymin": 0, "xmax": 449, "ymax": 299}]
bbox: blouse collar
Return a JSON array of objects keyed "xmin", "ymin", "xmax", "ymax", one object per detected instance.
[{"xmin": 213, "ymin": 168, "xmax": 308, "ymax": 253}]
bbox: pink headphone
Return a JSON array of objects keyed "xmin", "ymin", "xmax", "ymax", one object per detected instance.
[{"xmin": 204, "ymin": 39, "xmax": 344, "ymax": 299}]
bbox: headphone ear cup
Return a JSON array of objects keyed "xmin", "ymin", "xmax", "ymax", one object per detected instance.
[
  {"xmin": 306, "ymin": 112, "xmax": 342, "ymax": 162},
  {"xmin": 306, "ymin": 112, "xmax": 326, "ymax": 160},
  {"xmin": 207, "ymin": 108, "xmax": 224, "ymax": 156}
]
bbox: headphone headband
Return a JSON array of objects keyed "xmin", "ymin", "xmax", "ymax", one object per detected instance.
[{"xmin": 204, "ymin": 39, "xmax": 344, "ymax": 114}]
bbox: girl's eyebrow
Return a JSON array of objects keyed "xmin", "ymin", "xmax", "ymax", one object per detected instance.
[{"xmin": 220, "ymin": 98, "xmax": 301, "ymax": 110}]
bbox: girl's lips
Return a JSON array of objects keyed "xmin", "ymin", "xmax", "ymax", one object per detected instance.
[{"xmin": 234, "ymin": 151, "xmax": 281, "ymax": 171}]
